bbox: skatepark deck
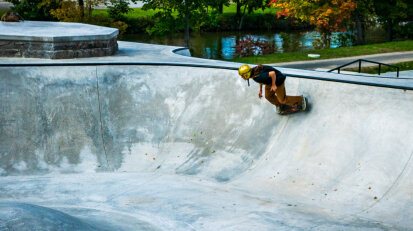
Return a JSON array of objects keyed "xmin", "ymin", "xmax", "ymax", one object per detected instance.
[{"xmin": 0, "ymin": 41, "xmax": 413, "ymax": 230}]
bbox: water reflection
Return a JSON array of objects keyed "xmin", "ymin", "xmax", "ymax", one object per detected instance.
[{"xmin": 122, "ymin": 31, "xmax": 351, "ymax": 59}]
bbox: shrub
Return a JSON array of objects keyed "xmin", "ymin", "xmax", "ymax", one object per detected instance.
[
  {"xmin": 107, "ymin": 0, "xmax": 130, "ymax": 21},
  {"xmin": 233, "ymin": 35, "xmax": 276, "ymax": 58},
  {"xmin": 312, "ymin": 39, "xmax": 323, "ymax": 50},
  {"xmin": 50, "ymin": 1, "xmax": 80, "ymax": 22},
  {"xmin": 124, "ymin": 16, "xmax": 153, "ymax": 34},
  {"xmin": 5, "ymin": 0, "xmax": 60, "ymax": 20},
  {"xmin": 145, "ymin": 11, "xmax": 176, "ymax": 36},
  {"xmin": 110, "ymin": 20, "xmax": 128, "ymax": 39},
  {"xmin": 332, "ymin": 32, "xmax": 356, "ymax": 47},
  {"xmin": 395, "ymin": 22, "xmax": 413, "ymax": 40}
]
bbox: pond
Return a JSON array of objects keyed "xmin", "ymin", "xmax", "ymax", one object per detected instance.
[{"xmin": 122, "ymin": 30, "xmax": 384, "ymax": 60}]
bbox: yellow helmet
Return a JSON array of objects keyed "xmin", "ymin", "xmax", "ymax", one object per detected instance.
[{"xmin": 238, "ymin": 64, "xmax": 252, "ymax": 79}]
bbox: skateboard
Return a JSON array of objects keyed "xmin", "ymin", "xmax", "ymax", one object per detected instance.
[{"xmin": 276, "ymin": 97, "xmax": 308, "ymax": 115}]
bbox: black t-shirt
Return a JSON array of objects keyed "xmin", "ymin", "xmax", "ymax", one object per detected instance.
[{"xmin": 252, "ymin": 66, "xmax": 286, "ymax": 86}]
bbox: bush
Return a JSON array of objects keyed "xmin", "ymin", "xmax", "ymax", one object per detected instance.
[
  {"xmin": 395, "ymin": 22, "xmax": 413, "ymax": 40},
  {"xmin": 333, "ymin": 32, "xmax": 356, "ymax": 47},
  {"xmin": 233, "ymin": 35, "xmax": 276, "ymax": 58},
  {"xmin": 50, "ymin": 1, "xmax": 80, "ymax": 22},
  {"xmin": 107, "ymin": 0, "xmax": 130, "ymax": 21},
  {"xmin": 145, "ymin": 11, "xmax": 176, "ymax": 36},
  {"xmin": 124, "ymin": 16, "xmax": 153, "ymax": 34},
  {"xmin": 5, "ymin": 0, "xmax": 60, "ymax": 20}
]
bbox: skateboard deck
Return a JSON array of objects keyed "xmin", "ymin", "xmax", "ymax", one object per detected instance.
[{"xmin": 277, "ymin": 97, "xmax": 308, "ymax": 115}]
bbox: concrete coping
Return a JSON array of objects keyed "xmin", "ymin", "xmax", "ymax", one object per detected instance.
[{"xmin": 0, "ymin": 21, "xmax": 119, "ymax": 42}]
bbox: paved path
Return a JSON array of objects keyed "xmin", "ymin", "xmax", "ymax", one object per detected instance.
[{"xmin": 271, "ymin": 50, "xmax": 413, "ymax": 70}]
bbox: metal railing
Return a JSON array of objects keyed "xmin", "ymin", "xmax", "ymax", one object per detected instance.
[{"xmin": 328, "ymin": 59, "xmax": 400, "ymax": 78}]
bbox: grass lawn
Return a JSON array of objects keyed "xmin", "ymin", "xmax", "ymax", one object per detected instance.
[
  {"xmin": 222, "ymin": 4, "xmax": 279, "ymax": 14},
  {"xmin": 93, "ymin": 7, "xmax": 161, "ymax": 18},
  {"xmin": 344, "ymin": 60, "xmax": 413, "ymax": 74},
  {"xmin": 227, "ymin": 40, "xmax": 413, "ymax": 64},
  {"xmin": 93, "ymin": 3, "xmax": 279, "ymax": 19}
]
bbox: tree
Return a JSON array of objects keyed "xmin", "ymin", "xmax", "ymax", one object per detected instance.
[
  {"xmin": 269, "ymin": 0, "xmax": 356, "ymax": 48},
  {"xmin": 5, "ymin": 0, "xmax": 61, "ymax": 20},
  {"xmin": 204, "ymin": 0, "xmax": 229, "ymax": 14},
  {"xmin": 373, "ymin": 0, "xmax": 408, "ymax": 42},
  {"xmin": 107, "ymin": 0, "xmax": 136, "ymax": 21},
  {"xmin": 235, "ymin": 0, "xmax": 268, "ymax": 30},
  {"xmin": 351, "ymin": 0, "xmax": 374, "ymax": 45},
  {"xmin": 40, "ymin": 0, "xmax": 107, "ymax": 21},
  {"xmin": 142, "ymin": 0, "xmax": 209, "ymax": 48}
]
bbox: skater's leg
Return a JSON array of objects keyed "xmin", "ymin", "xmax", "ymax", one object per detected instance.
[
  {"xmin": 275, "ymin": 83, "xmax": 303, "ymax": 107},
  {"xmin": 265, "ymin": 85, "xmax": 281, "ymax": 107}
]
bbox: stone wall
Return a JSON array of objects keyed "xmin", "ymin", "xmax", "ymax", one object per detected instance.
[{"xmin": 0, "ymin": 37, "xmax": 118, "ymax": 59}]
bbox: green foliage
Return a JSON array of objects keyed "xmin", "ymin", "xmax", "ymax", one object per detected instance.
[
  {"xmin": 110, "ymin": 20, "xmax": 128, "ymax": 38},
  {"xmin": 141, "ymin": 0, "xmax": 210, "ymax": 36},
  {"xmin": 205, "ymin": 0, "xmax": 230, "ymax": 13},
  {"xmin": 232, "ymin": 0, "xmax": 273, "ymax": 29},
  {"xmin": 5, "ymin": 0, "xmax": 60, "ymax": 20},
  {"xmin": 333, "ymin": 32, "xmax": 356, "ymax": 47},
  {"xmin": 239, "ymin": 0, "xmax": 268, "ymax": 14},
  {"xmin": 0, "ymin": 10, "xmax": 7, "ymax": 17},
  {"xmin": 395, "ymin": 23, "xmax": 413, "ymax": 40},
  {"xmin": 373, "ymin": 0, "xmax": 409, "ymax": 41},
  {"xmin": 145, "ymin": 10, "xmax": 176, "ymax": 35},
  {"xmin": 373, "ymin": 0, "xmax": 408, "ymax": 25},
  {"xmin": 353, "ymin": 0, "xmax": 373, "ymax": 17},
  {"xmin": 93, "ymin": 3, "xmax": 303, "ymax": 34},
  {"xmin": 123, "ymin": 17, "xmax": 153, "ymax": 34},
  {"xmin": 107, "ymin": 0, "xmax": 132, "ymax": 21},
  {"xmin": 201, "ymin": 10, "xmax": 220, "ymax": 30}
]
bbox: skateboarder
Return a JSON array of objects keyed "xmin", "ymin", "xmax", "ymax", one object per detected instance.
[{"xmin": 238, "ymin": 64, "xmax": 306, "ymax": 114}]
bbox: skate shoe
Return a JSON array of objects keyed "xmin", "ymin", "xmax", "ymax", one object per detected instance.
[
  {"xmin": 276, "ymin": 106, "xmax": 282, "ymax": 114},
  {"xmin": 301, "ymin": 96, "xmax": 307, "ymax": 111}
]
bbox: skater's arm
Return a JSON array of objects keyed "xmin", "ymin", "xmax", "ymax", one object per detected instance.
[
  {"xmin": 269, "ymin": 71, "xmax": 277, "ymax": 91},
  {"xmin": 258, "ymin": 84, "xmax": 263, "ymax": 98}
]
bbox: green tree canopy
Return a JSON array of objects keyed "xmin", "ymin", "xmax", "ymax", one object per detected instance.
[
  {"xmin": 5, "ymin": 0, "xmax": 60, "ymax": 20},
  {"xmin": 373, "ymin": 0, "xmax": 408, "ymax": 41},
  {"xmin": 142, "ymin": 0, "xmax": 211, "ymax": 47}
]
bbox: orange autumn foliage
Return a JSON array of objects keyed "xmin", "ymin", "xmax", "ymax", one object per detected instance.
[{"xmin": 269, "ymin": 0, "xmax": 356, "ymax": 47}]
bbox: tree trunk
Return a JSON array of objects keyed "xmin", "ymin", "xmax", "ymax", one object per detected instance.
[
  {"xmin": 216, "ymin": 34, "xmax": 223, "ymax": 59},
  {"xmin": 238, "ymin": 15, "xmax": 245, "ymax": 30},
  {"xmin": 218, "ymin": 3, "xmax": 223, "ymax": 14},
  {"xmin": 236, "ymin": 0, "xmax": 241, "ymax": 18},
  {"xmin": 238, "ymin": 3, "xmax": 247, "ymax": 30},
  {"xmin": 386, "ymin": 21, "xmax": 393, "ymax": 42},
  {"xmin": 78, "ymin": 0, "xmax": 84, "ymax": 20},
  {"xmin": 185, "ymin": 2, "xmax": 190, "ymax": 48},
  {"xmin": 355, "ymin": 13, "xmax": 365, "ymax": 45},
  {"xmin": 87, "ymin": 3, "xmax": 92, "ymax": 18}
]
